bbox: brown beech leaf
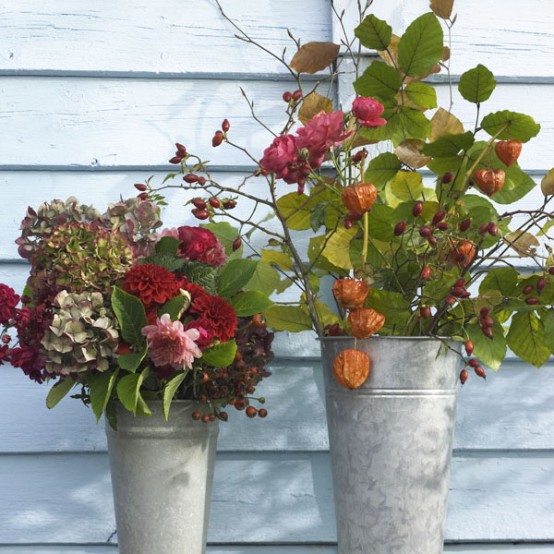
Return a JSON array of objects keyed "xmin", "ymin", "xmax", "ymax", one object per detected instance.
[
  {"xmin": 541, "ymin": 168, "xmax": 554, "ymax": 195},
  {"xmin": 442, "ymin": 46, "xmax": 451, "ymax": 62},
  {"xmin": 430, "ymin": 108, "xmax": 464, "ymax": 140},
  {"xmin": 298, "ymin": 92, "xmax": 334, "ymax": 124},
  {"xmin": 290, "ymin": 42, "xmax": 340, "ymax": 74},
  {"xmin": 395, "ymin": 140, "xmax": 432, "ymax": 169},
  {"xmin": 430, "ymin": 0, "xmax": 454, "ymax": 19},
  {"xmin": 503, "ymin": 231, "xmax": 540, "ymax": 257}
]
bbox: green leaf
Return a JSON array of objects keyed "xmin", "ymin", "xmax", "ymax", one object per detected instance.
[
  {"xmin": 228, "ymin": 290, "xmax": 273, "ymax": 317},
  {"xmin": 180, "ymin": 261, "xmax": 216, "ymax": 293},
  {"xmin": 365, "ymin": 289, "xmax": 411, "ymax": 330},
  {"xmin": 320, "ymin": 227, "xmax": 357, "ymax": 270},
  {"xmin": 355, "ymin": 14, "xmax": 392, "ymax": 50},
  {"xmin": 310, "ymin": 202, "xmax": 328, "ymax": 232},
  {"xmin": 364, "ymin": 152, "xmax": 402, "ymax": 188},
  {"xmin": 159, "ymin": 294, "xmax": 189, "ymax": 321},
  {"xmin": 492, "ymin": 164, "xmax": 536, "ymax": 204},
  {"xmin": 87, "ymin": 369, "xmax": 120, "ymax": 421},
  {"xmin": 46, "ymin": 377, "xmax": 75, "ymax": 409},
  {"xmin": 201, "ymin": 222, "xmax": 242, "ymax": 255},
  {"xmin": 398, "ymin": 13, "xmax": 444, "ymax": 77},
  {"xmin": 116, "ymin": 367, "xmax": 151, "ymax": 414},
  {"xmin": 542, "ymin": 309, "xmax": 554, "ymax": 353},
  {"xmin": 245, "ymin": 262, "xmax": 281, "ymax": 296},
  {"xmin": 354, "ymin": 61, "xmax": 402, "ymax": 100},
  {"xmin": 506, "ymin": 312, "xmax": 551, "ymax": 367},
  {"xmin": 389, "ymin": 171, "xmax": 423, "ymax": 201},
  {"xmin": 143, "ymin": 253, "xmax": 184, "ymax": 272},
  {"xmin": 276, "ymin": 193, "xmax": 311, "ymax": 230},
  {"xmin": 202, "ymin": 340, "xmax": 237, "ymax": 367},
  {"xmin": 466, "ymin": 322, "xmax": 506, "ymax": 370},
  {"xmin": 217, "ymin": 259, "xmax": 258, "ymax": 298},
  {"xmin": 117, "ymin": 346, "xmax": 147, "ymax": 373},
  {"xmin": 422, "ymin": 131, "xmax": 475, "ymax": 157},
  {"xmin": 458, "ymin": 64, "xmax": 496, "ymax": 103},
  {"xmin": 479, "ymin": 267, "xmax": 519, "ymax": 297},
  {"xmin": 162, "ymin": 372, "xmax": 188, "ymax": 420},
  {"xmin": 367, "ymin": 204, "xmax": 395, "ymax": 241},
  {"xmin": 111, "ymin": 286, "xmax": 148, "ymax": 347},
  {"xmin": 405, "ymin": 82, "xmax": 437, "ymax": 109},
  {"xmin": 260, "ymin": 249, "xmax": 294, "ymax": 271},
  {"xmin": 481, "ymin": 110, "xmax": 541, "ymax": 143},
  {"xmin": 264, "ymin": 305, "xmax": 313, "ymax": 332},
  {"xmin": 155, "ymin": 236, "xmax": 180, "ymax": 255},
  {"xmin": 388, "ymin": 107, "xmax": 432, "ymax": 144}
]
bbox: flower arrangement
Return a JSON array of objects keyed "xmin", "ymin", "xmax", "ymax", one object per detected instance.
[
  {"xmin": 0, "ymin": 197, "xmax": 274, "ymax": 424},
  {"xmin": 143, "ymin": 0, "xmax": 553, "ymax": 387}
]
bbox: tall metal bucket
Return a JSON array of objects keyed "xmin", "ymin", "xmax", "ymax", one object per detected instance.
[
  {"xmin": 320, "ymin": 336, "xmax": 460, "ymax": 554},
  {"xmin": 105, "ymin": 401, "xmax": 219, "ymax": 554}
]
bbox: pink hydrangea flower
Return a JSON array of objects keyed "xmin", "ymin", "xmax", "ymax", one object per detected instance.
[
  {"xmin": 351, "ymin": 97, "xmax": 387, "ymax": 128},
  {"xmin": 142, "ymin": 314, "xmax": 202, "ymax": 370},
  {"xmin": 296, "ymin": 111, "xmax": 352, "ymax": 160}
]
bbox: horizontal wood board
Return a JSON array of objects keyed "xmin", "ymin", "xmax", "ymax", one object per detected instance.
[
  {"xmin": 0, "ymin": 451, "xmax": 553, "ymax": 544},
  {"xmin": 0, "ymin": 80, "xmax": 552, "ymax": 169},
  {"xmin": 2, "ymin": 1, "xmax": 554, "ymax": 78},
  {"xmin": 0, "ymin": 358, "xmax": 553, "ymax": 454}
]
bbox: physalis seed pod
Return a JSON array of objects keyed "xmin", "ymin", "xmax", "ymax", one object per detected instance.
[
  {"xmin": 332, "ymin": 279, "xmax": 370, "ymax": 309},
  {"xmin": 495, "ymin": 140, "xmax": 522, "ymax": 167},
  {"xmin": 348, "ymin": 308, "xmax": 385, "ymax": 339},
  {"xmin": 341, "ymin": 183, "xmax": 378, "ymax": 216},
  {"xmin": 473, "ymin": 168, "xmax": 505, "ymax": 196},
  {"xmin": 333, "ymin": 349, "xmax": 371, "ymax": 389}
]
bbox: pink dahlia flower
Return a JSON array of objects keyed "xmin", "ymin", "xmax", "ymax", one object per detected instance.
[
  {"xmin": 351, "ymin": 97, "xmax": 387, "ymax": 128},
  {"xmin": 142, "ymin": 314, "xmax": 202, "ymax": 370}
]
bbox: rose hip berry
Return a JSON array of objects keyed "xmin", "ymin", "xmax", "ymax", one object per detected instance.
[
  {"xmin": 412, "ymin": 201, "xmax": 423, "ymax": 217},
  {"xmin": 420, "ymin": 306, "xmax": 431, "ymax": 318},
  {"xmin": 460, "ymin": 218, "xmax": 472, "ymax": 232},
  {"xmin": 465, "ymin": 340, "xmax": 474, "ymax": 356},
  {"xmin": 192, "ymin": 208, "xmax": 210, "ymax": 220},
  {"xmin": 522, "ymin": 284, "xmax": 534, "ymax": 295},
  {"xmin": 421, "ymin": 266, "xmax": 432, "ymax": 279},
  {"xmin": 525, "ymin": 297, "xmax": 539, "ymax": 305},
  {"xmin": 394, "ymin": 221, "xmax": 407, "ymax": 236},
  {"xmin": 191, "ymin": 197, "xmax": 207, "ymax": 209},
  {"xmin": 442, "ymin": 172, "xmax": 454, "ymax": 184},
  {"xmin": 222, "ymin": 118, "xmax": 230, "ymax": 132},
  {"xmin": 134, "ymin": 183, "xmax": 147, "ymax": 191},
  {"xmin": 212, "ymin": 131, "xmax": 224, "ymax": 147},
  {"xmin": 232, "ymin": 237, "xmax": 242, "ymax": 251},
  {"xmin": 258, "ymin": 408, "xmax": 268, "ymax": 418},
  {"xmin": 474, "ymin": 366, "xmax": 487, "ymax": 379},
  {"xmin": 459, "ymin": 368, "xmax": 469, "ymax": 385},
  {"xmin": 245, "ymin": 406, "xmax": 257, "ymax": 418}
]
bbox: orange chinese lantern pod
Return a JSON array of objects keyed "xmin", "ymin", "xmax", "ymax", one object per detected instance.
[
  {"xmin": 341, "ymin": 182, "xmax": 378, "ymax": 216},
  {"xmin": 333, "ymin": 348, "xmax": 371, "ymax": 389},
  {"xmin": 448, "ymin": 240, "xmax": 477, "ymax": 268},
  {"xmin": 473, "ymin": 168, "xmax": 505, "ymax": 196},
  {"xmin": 495, "ymin": 139, "xmax": 522, "ymax": 167},
  {"xmin": 348, "ymin": 307, "xmax": 385, "ymax": 339},
  {"xmin": 332, "ymin": 278, "xmax": 370, "ymax": 309}
]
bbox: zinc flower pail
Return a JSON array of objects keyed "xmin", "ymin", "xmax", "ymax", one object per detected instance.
[
  {"xmin": 320, "ymin": 336, "xmax": 461, "ymax": 554},
  {"xmin": 105, "ymin": 401, "xmax": 219, "ymax": 554}
]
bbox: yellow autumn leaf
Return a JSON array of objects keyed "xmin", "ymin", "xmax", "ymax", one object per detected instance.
[
  {"xmin": 541, "ymin": 168, "xmax": 554, "ymax": 195},
  {"xmin": 298, "ymin": 92, "xmax": 334, "ymax": 124},
  {"xmin": 430, "ymin": 108, "xmax": 464, "ymax": 140},
  {"xmin": 321, "ymin": 228, "xmax": 357, "ymax": 270},
  {"xmin": 378, "ymin": 34, "xmax": 400, "ymax": 67},
  {"xmin": 430, "ymin": 0, "xmax": 454, "ymax": 19},
  {"xmin": 290, "ymin": 42, "xmax": 340, "ymax": 74},
  {"xmin": 503, "ymin": 231, "xmax": 540, "ymax": 257}
]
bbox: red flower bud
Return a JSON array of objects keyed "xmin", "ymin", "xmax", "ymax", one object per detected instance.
[
  {"xmin": 134, "ymin": 183, "xmax": 147, "ymax": 191},
  {"xmin": 222, "ymin": 119, "xmax": 230, "ymax": 132},
  {"xmin": 176, "ymin": 143, "xmax": 186, "ymax": 154},
  {"xmin": 137, "ymin": 192, "xmax": 148, "ymax": 201},
  {"xmin": 169, "ymin": 155, "xmax": 183, "ymax": 164}
]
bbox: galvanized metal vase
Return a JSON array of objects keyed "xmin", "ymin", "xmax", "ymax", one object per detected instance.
[
  {"xmin": 320, "ymin": 336, "xmax": 460, "ymax": 554},
  {"xmin": 105, "ymin": 400, "xmax": 219, "ymax": 554}
]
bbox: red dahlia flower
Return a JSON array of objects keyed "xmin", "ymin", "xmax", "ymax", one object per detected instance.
[
  {"xmin": 121, "ymin": 263, "xmax": 186, "ymax": 308},
  {"xmin": 190, "ymin": 294, "xmax": 237, "ymax": 342}
]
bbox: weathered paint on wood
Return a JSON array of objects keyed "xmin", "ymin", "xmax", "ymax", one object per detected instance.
[
  {"xmin": 0, "ymin": 0, "xmax": 331, "ymax": 76},
  {"xmin": 0, "ymin": 359, "xmax": 553, "ymax": 454},
  {"xmin": 0, "ymin": 80, "xmax": 553, "ymax": 169},
  {"xmin": 0, "ymin": 452, "xmax": 553, "ymax": 544}
]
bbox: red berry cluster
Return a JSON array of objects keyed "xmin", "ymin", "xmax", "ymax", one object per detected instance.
[
  {"xmin": 169, "ymin": 143, "xmax": 187, "ymax": 164},
  {"xmin": 479, "ymin": 306, "xmax": 494, "ymax": 339},
  {"xmin": 192, "ymin": 315, "xmax": 275, "ymax": 422},
  {"xmin": 522, "ymin": 276, "xmax": 547, "ymax": 305},
  {"xmin": 459, "ymin": 340, "xmax": 486, "ymax": 384},
  {"xmin": 212, "ymin": 119, "xmax": 230, "ymax": 148},
  {"xmin": 282, "ymin": 89, "xmax": 302, "ymax": 105},
  {"xmin": 188, "ymin": 194, "xmax": 237, "ymax": 220}
]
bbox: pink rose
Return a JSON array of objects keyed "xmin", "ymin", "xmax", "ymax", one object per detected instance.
[
  {"xmin": 296, "ymin": 111, "xmax": 352, "ymax": 162},
  {"xmin": 142, "ymin": 314, "xmax": 202, "ymax": 370},
  {"xmin": 177, "ymin": 226, "xmax": 226, "ymax": 267},
  {"xmin": 351, "ymin": 97, "xmax": 387, "ymax": 128},
  {"xmin": 260, "ymin": 134, "xmax": 298, "ymax": 179}
]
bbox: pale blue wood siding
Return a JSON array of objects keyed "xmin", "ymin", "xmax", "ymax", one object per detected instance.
[{"xmin": 0, "ymin": 1, "xmax": 553, "ymax": 552}]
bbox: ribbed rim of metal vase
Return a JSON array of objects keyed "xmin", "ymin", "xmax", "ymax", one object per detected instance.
[{"xmin": 317, "ymin": 335, "xmax": 452, "ymax": 341}]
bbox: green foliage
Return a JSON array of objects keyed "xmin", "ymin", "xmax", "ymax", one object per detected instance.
[
  {"xmin": 202, "ymin": 340, "xmax": 237, "ymax": 367},
  {"xmin": 481, "ymin": 110, "xmax": 541, "ymax": 142},
  {"xmin": 355, "ymin": 14, "xmax": 392, "ymax": 50},
  {"xmin": 507, "ymin": 312, "xmax": 551, "ymax": 367},
  {"xmin": 162, "ymin": 372, "xmax": 188, "ymax": 420},
  {"xmin": 229, "ymin": 290, "xmax": 274, "ymax": 317},
  {"xmin": 46, "ymin": 377, "xmax": 75, "ymax": 409},
  {"xmin": 87, "ymin": 369, "xmax": 120, "ymax": 421},
  {"xmin": 405, "ymin": 82, "xmax": 438, "ymax": 109},
  {"xmin": 458, "ymin": 64, "xmax": 496, "ymax": 103},
  {"xmin": 365, "ymin": 153, "xmax": 403, "ymax": 188},
  {"xmin": 116, "ymin": 368, "xmax": 152, "ymax": 415},
  {"xmin": 354, "ymin": 61, "xmax": 402, "ymax": 100},
  {"xmin": 180, "ymin": 261, "xmax": 216, "ymax": 293},
  {"xmin": 111, "ymin": 286, "xmax": 148, "ymax": 347},
  {"xmin": 217, "ymin": 259, "xmax": 258, "ymax": 298},
  {"xmin": 264, "ymin": 306, "xmax": 312, "ymax": 332}
]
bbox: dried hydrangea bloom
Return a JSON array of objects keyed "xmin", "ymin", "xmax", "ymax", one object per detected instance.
[
  {"xmin": 41, "ymin": 290, "xmax": 119, "ymax": 375},
  {"xmin": 16, "ymin": 197, "xmax": 101, "ymax": 260}
]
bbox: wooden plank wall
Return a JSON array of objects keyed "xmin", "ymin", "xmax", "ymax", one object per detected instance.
[{"xmin": 0, "ymin": 1, "xmax": 553, "ymax": 552}]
